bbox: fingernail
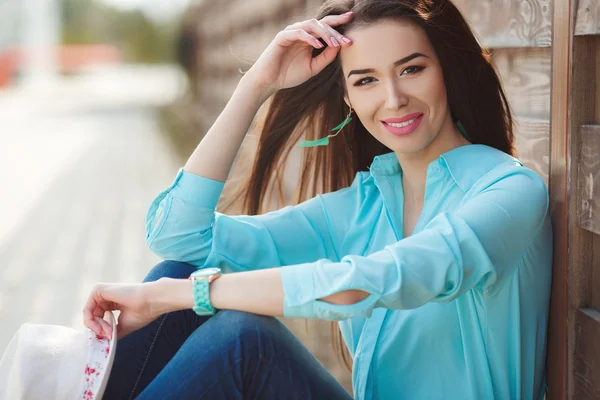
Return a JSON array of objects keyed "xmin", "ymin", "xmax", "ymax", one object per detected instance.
[
  {"xmin": 331, "ymin": 37, "xmax": 339, "ymax": 47},
  {"xmin": 342, "ymin": 37, "xmax": 352, "ymax": 44},
  {"xmin": 315, "ymin": 39, "xmax": 324, "ymax": 48},
  {"xmin": 345, "ymin": 11, "xmax": 354, "ymax": 15}
]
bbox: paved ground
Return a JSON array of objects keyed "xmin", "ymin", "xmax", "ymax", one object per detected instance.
[{"xmin": 0, "ymin": 65, "xmax": 183, "ymax": 350}]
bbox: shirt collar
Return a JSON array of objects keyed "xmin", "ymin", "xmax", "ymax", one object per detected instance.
[{"xmin": 365, "ymin": 144, "xmax": 520, "ymax": 191}]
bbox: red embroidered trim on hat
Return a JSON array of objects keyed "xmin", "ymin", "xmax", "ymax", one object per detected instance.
[{"xmin": 80, "ymin": 331, "xmax": 111, "ymax": 399}]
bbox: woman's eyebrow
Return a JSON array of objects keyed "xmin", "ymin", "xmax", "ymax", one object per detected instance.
[{"xmin": 347, "ymin": 52, "xmax": 429, "ymax": 77}]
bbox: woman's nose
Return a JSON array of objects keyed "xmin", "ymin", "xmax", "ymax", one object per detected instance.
[{"xmin": 384, "ymin": 82, "xmax": 409, "ymax": 111}]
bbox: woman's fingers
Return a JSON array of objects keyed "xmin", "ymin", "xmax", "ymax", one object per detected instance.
[
  {"xmin": 94, "ymin": 316, "xmax": 112, "ymax": 340},
  {"xmin": 320, "ymin": 11, "xmax": 354, "ymax": 27},
  {"xmin": 310, "ymin": 17, "xmax": 353, "ymax": 47},
  {"xmin": 242, "ymin": 11, "xmax": 354, "ymax": 94},
  {"xmin": 83, "ymin": 294, "xmax": 101, "ymax": 334},
  {"xmin": 292, "ymin": 20, "xmax": 343, "ymax": 48},
  {"xmin": 310, "ymin": 44, "xmax": 342, "ymax": 75},
  {"xmin": 277, "ymin": 29, "xmax": 341, "ymax": 75},
  {"xmin": 82, "ymin": 284, "xmax": 113, "ymax": 338},
  {"xmin": 285, "ymin": 14, "xmax": 353, "ymax": 48},
  {"xmin": 278, "ymin": 29, "xmax": 325, "ymax": 49}
]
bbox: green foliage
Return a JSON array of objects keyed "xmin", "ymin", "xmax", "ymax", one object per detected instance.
[{"xmin": 61, "ymin": 0, "xmax": 179, "ymax": 63}]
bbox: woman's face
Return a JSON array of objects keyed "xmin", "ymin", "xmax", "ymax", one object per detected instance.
[{"xmin": 340, "ymin": 18, "xmax": 457, "ymax": 157}]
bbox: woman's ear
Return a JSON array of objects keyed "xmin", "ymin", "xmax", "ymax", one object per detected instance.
[{"xmin": 343, "ymin": 94, "xmax": 351, "ymax": 109}]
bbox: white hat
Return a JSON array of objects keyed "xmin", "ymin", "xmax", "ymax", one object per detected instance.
[{"xmin": 0, "ymin": 311, "xmax": 117, "ymax": 400}]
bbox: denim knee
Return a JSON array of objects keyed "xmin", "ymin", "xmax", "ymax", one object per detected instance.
[
  {"xmin": 211, "ymin": 310, "xmax": 281, "ymax": 345},
  {"xmin": 142, "ymin": 260, "xmax": 198, "ymax": 283},
  {"xmin": 213, "ymin": 310, "xmax": 272, "ymax": 328}
]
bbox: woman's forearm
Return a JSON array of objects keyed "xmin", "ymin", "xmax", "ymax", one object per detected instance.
[
  {"xmin": 148, "ymin": 269, "xmax": 286, "ymax": 316},
  {"xmin": 182, "ymin": 76, "xmax": 272, "ymax": 182},
  {"xmin": 147, "ymin": 268, "xmax": 369, "ymax": 317}
]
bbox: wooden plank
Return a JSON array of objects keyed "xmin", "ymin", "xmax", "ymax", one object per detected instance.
[
  {"xmin": 492, "ymin": 48, "xmax": 551, "ymax": 120},
  {"xmin": 487, "ymin": 48, "xmax": 552, "ymax": 184},
  {"xmin": 547, "ymin": 0, "xmax": 572, "ymax": 398},
  {"xmin": 567, "ymin": 34, "xmax": 599, "ymax": 400},
  {"xmin": 573, "ymin": 308, "xmax": 600, "ymax": 400},
  {"xmin": 452, "ymin": 0, "xmax": 552, "ymax": 48},
  {"xmin": 594, "ymin": 234, "xmax": 600, "ymax": 313},
  {"xmin": 575, "ymin": 0, "xmax": 600, "ymax": 36},
  {"xmin": 578, "ymin": 125, "xmax": 600, "ymax": 234},
  {"xmin": 514, "ymin": 117, "xmax": 550, "ymax": 185}
]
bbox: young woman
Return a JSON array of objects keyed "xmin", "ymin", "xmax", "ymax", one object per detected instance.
[{"xmin": 83, "ymin": 0, "xmax": 553, "ymax": 398}]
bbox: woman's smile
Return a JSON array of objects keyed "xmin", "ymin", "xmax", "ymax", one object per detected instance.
[{"xmin": 381, "ymin": 113, "xmax": 424, "ymax": 136}]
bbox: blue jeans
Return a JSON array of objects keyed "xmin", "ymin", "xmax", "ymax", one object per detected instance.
[{"xmin": 103, "ymin": 260, "xmax": 353, "ymax": 400}]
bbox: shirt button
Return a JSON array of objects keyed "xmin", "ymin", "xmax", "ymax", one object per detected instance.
[{"xmin": 432, "ymin": 166, "xmax": 441, "ymax": 173}]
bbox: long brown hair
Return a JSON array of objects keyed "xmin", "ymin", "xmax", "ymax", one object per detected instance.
[{"xmin": 221, "ymin": 0, "xmax": 515, "ymax": 371}]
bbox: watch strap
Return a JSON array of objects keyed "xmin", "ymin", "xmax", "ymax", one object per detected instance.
[{"xmin": 191, "ymin": 278, "xmax": 216, "ymax": 316}]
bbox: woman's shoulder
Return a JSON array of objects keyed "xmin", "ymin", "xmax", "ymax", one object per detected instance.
[
  {"xmin": 451, "ymin": 147, "xmax": 548, "ymax": 214},
  {"xmin": 443, "ymin": 144, "xmax": 545, "ymax": 194}
]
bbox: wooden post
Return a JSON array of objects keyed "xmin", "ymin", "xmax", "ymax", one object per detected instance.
[{"xmin": 547, "ymin": 0, "xmax": 572, "ymax": 397}]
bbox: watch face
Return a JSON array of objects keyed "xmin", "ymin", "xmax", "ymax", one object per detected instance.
[{"xmin": 191, "ymin": 267, "xmax": 222, "ymax": 277}]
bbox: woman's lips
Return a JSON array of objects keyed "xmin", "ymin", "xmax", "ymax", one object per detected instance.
[{"xmin": 381, "ymin": 114, "xmax": 424, "ymax": 136}]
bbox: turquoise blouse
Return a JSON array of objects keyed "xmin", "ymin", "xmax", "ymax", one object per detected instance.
[{"xmin": 145, "ymin": 144, "xmax": 552, "ymax": 400}]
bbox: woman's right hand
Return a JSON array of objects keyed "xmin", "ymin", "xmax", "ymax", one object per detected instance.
[
  {"xmin": 83, "ymin": 282, "xmax": 160, "ymax": 340},
  {"xmin": 244, "ymin": 12, "xmax": 355, "ymax": 99}
]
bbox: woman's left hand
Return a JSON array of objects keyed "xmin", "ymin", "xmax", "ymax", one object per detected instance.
[{"xmin": 82, "ymin": 282, "xmax": 160, "ymax": 340}]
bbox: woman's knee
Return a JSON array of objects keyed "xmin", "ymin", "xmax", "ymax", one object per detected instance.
[
  {"xmin": 211, "ymin": 310, "xmax": 284, "ymax": 345},
  {"xmin": 214, "ymin": 310, "xmax": 274, "ymax": 327},
  {"xmin": 198, "ymin": 311, "xmax": 305, "ymax": 374},
  {"xmin": 143, "ymin": 260, "xmax": 197, "ymax": 283}
]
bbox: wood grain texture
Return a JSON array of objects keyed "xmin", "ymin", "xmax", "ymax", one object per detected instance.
[
  {"xmin": 547, "ymin": 0, "xmax": 572, "ymax": 398},
  {"xmin": 490, "ymin": 48, "xmax": 551, "ymax": 184},
  {"xmin": 594, "ymin": 233, "xmax": 600, "ymax": 313},
  {"xmin": 452, "ymin": 0, "xmax": 552, "ymax": 47},
  {"xmin": 575, "ymin": 0, "xmax": 600, "ymax": 36},
  {"xmin": 578, "ymin": 125, "xmax": 600, "ymax": 235},
  {"xmin": 513, "ymin": 117, "xmax": 550, "ymax": 185},
  {"xmin": 573, "ymin": 308, "xmax": 600, "ymax": 400},
  {"xmin": 567, "ymin": 35, "xmax": 599, "ymax": 400},
  {"xmin": 492, "ymin": 48, "xmax": 552, "ymax": 120}
]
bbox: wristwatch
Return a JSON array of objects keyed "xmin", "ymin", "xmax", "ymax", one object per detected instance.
[{"xmin": 188, "ymin": 267, "xmax": 222, "ymax": 316}]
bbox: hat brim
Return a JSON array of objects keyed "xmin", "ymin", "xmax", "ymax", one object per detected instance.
[{"xmin": 95, "ymin": 311, "xmax": 118, "ymax": 399}]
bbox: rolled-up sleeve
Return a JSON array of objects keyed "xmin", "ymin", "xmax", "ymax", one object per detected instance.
[
  {"xmin": 280, "ymin": 168, "xmax": 550, "ymax": 321},
  {"xmin": 145, "ymin": 168, "xmax": 361, "ymax": 272}
]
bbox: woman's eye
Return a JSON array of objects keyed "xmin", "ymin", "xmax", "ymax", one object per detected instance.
[
  {"xmin": 401, "ymin": 66, "xmax": 425, "ymax": 75},
  {"xmin": 354, "ymin": 77, "xmax": 375, "ymax": 87},
  {"xmin": 353, "ymin": 67, "xmax": 424, "ymax": 86}
]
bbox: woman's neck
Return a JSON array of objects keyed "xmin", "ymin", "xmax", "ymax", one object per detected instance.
[{"xmin": 397, "ymin": 124, "xmax": 470, "ymax": 205}]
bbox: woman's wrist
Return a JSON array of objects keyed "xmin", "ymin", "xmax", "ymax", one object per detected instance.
[
  {"xmin": 238, "ymin": 73, "xmax": 276, "ymax": 106},
  {"xmin": 146, "ymin": 278, "xmax": 194, "ymax": 316},
  {"xmin": 145, "ymin": 269, "xmax": 287, "ymax": 318}
]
